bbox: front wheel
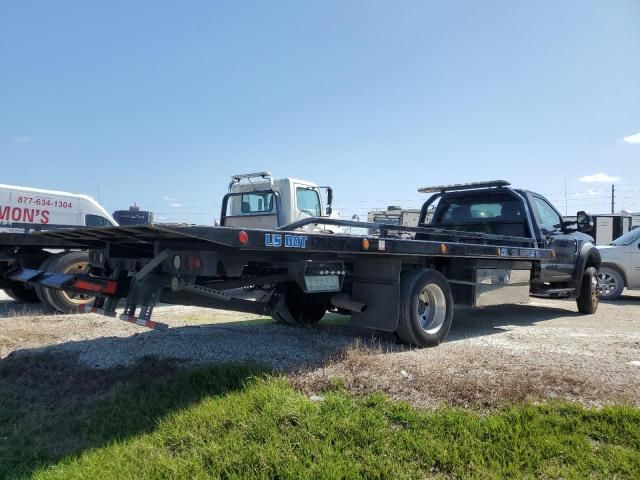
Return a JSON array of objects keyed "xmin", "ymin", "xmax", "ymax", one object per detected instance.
[
  {"xmin": 597, "ymin": 267, "xmax": 624, "ymax": 300},
  {"xmin": 577, "ymin": 266, "xmax": 599, "ymax": 314},
  {"xmin": 395, "ymin": 269, "xmax": 453, "ymax": 347}
]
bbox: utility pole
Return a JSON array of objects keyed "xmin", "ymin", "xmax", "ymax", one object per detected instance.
[
  {"xmin": 611, "ymin": 184, "xmax": 615, "ymax": 214},
  {"xmin": 564, "ymin": 179, "xmax": 568, "ymax": 215}
]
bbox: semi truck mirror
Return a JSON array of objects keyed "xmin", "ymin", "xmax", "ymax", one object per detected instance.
[{"xmin": 327, "ymin": 188, "xmax": 333, "ymax": 206}]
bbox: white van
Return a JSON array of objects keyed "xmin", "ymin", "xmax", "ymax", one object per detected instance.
[
  {"xmin": 0, "ymin": 183, "xmax": 116, "ymax": 232},
  {"xmin": 0, "ymin": 184, "xmax": 117, "ymax": 309}
]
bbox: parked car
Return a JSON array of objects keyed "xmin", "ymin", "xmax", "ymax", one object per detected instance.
[{"xmin": 596, "ymin": 228, "xmax": 640, "ymax": 299}]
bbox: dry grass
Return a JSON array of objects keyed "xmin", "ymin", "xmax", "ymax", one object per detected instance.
[{"xmin": 291, "ymin": 339, "xmax": 638, "ymax": 409}]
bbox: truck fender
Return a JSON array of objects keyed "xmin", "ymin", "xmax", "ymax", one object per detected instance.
[{"xmin": 573, "ymin": 243, "xmax": 601, "ymax": 296}]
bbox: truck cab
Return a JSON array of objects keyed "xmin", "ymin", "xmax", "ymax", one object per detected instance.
[
  {"xmin": 418, "ymin": 180, "xmax": 600, "ymax": 296},
  {"xmin": 220, "ymin": 172, "xmax": 334, "ymax": 230}
]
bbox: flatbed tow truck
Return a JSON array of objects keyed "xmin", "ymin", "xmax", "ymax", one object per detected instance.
[{"xmin": 5, "ymin": 180, "xmax": 601, "ymax": 347}]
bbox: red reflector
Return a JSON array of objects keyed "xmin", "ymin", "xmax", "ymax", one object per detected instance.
[
  {"xmin": 73, "ymin": 280, "xmax": 104, "ymax": 292},
  {"xmin": 102, "ymin": 281, "xmax": 118, "ymax": 295},
  {"xmin": 238, "ymin": 231, "xmax": 249, "ymax": 244},
  {"xmin": 194, "ymin": 257, "xmax": 201, "ymax": 269},
  {"xmin": 72, "ymin": 279, "xmax": 118, "ymax": 295}
]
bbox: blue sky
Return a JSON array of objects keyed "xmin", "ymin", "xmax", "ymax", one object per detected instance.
[{"xmin": 1, "ymin": 0, "xmax": 639, "ymax": 223}]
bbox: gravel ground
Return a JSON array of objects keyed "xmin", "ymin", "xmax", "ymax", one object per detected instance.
[{"xmin": 2, "ymin": 290, "xmax": 639, "ymax": 407}]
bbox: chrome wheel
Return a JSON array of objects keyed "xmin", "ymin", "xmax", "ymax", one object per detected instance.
[
  {"xmin": 417, "ymin": 283, "xmax": 447, "ymax": 334},
  {"xmin": 597, "ymin": 272, "xmax": 618, "ymax": 298}
]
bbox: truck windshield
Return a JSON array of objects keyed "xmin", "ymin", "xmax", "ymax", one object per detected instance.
[
  {"xmin": 85, "ymin": 214, "xmax": 114, "ymax": 227},
  {"xmin": 611, "ymin": 228, "xmax": 640, "ymax": 246}
]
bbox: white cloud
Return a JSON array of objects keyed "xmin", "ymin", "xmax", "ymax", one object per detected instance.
[
  {"xmin": 14, "ymin": 135, "xmax": 32, "ymax": 143},
  {"xmin": 163, "ymin": 195, "xmax": 177, "ymax": 202},
  {"xmin": 572, "ymin": 189, "xmax": 601, "ymax": 198},
  {"xmin": 169, "ymin": 202, "xmax": 183, "ymax": 208},
  {"xmin": 622, "ymin": 132, "xmax": 640, "ymax": 144},
  {"xmin": 579, "ymin": 173, "xmax": 620, "ymax": 183}
]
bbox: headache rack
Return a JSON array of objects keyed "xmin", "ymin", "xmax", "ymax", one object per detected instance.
[{"xmin": 417, "ymin": 180, "xmax": 510, "ymax": 194}]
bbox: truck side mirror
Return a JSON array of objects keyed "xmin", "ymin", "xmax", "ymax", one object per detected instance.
[
  {"xmin": 576, "ymin": 211, "xmax": 594, "ymax": 232},
  {"xmin": 327, "ymin": 188, "xmax": 333, "ymax": 207}
]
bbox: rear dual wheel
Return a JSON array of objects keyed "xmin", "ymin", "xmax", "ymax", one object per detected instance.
[
  {"xmin": 272, "ymin": 283, "xmax": 330, "ymax": 326},
  {"xmin": 4, "ymin": 281, "xmax": 40, "ymax": 303},
  {"xmin": 395, "ymin": 269, "xmax": 454, "ymax": 347},
  {"xmin": 34, "ymin": 254, "xmax": 62, "ymax": 306}
]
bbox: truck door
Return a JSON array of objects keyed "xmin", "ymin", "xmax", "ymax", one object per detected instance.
[
  {"xmin": 293, "ymin": 186, "xmax": 322, "ymax": 222},
  {"xmin": 530, "ymin": 195, "xmax": 576, "ymax": 282}
]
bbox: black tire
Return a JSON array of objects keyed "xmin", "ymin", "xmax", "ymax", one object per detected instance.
[
  {"xmin": 577, "ymin": 266, "xmax": 599, "ymax": 314},
  {"xmin": 395, "ymin": 269, "xmax": 453, "ymax": 347},
  {"xmin": 3, "ymin": 281, "xmax": 40, "ymax": 303},
  {"xmin": 271, "ymin": 283, "xmax": 329, "ymax": 326},
  {"xmin": 45, "ymin": 252, "xmax": 94, "ymax": 313},
  {"xmin": 34, "ymin": 254, "xmax": 62, "ymax": 307},
  {"xmin": 597, "ymin": 267, "xmax": 624, "ymax": 301}
]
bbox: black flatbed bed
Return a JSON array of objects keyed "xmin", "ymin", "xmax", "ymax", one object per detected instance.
[
  {"xmin": 27, "ymin": 219, "xmax": 554, "ymax": 261},
  {"xmin": 0, "ymin": 231, "xmax": 87, "ymax": 249}
]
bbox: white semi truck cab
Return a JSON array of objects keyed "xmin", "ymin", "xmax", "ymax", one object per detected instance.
[{"xmin": 220, "ymin": 172, "xmax": 334, "ymax": 230}]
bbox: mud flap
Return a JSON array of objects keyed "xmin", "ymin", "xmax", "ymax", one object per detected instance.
[
  {"xmin": 349, "ymin": 258, "xmax": 401, "ymax": 332},
  {"xmin": 271, "ymin": 293, "xmax": 297, "ymax": 325}
]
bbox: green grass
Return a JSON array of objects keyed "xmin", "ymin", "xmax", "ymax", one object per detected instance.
[
  {"xmin": 0, "ymin": 352, "xmax": 265, "ymax": 479},
  {"xmin": 2, "ymin": 353, "xmax": 640, "ymax": 479}
]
